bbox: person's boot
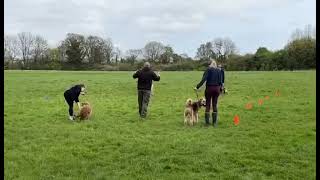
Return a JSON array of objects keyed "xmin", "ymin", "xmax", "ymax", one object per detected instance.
[
  {"xmin": 204, "ymin": 112, "xmax": 210, "ymax": 126},
  {"xmin": 212, "ymin": 111, "xmax": 218, "ymax": 127}
]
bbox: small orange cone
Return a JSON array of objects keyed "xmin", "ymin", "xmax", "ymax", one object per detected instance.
[
  {"xmin": 245, "ymin": 103, "xmax": 253, "ymax": 110},
  {"xmin": 234, "ymin": 115, "xmax": 240, "ymax": 125},
  {"xmin": 258, "ymin": 99, "xmax": 263, "ymax": 105},
  {"xmin": 265, "ymin": 96, "xmax": 269, "ymax": 100}
]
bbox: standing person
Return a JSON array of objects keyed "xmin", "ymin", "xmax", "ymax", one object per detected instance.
[
  {"xmin": 218, "ymin": 64, "xmax": 225, "ymax": 93},
  {"xmin": 195, "ymin": 60, "xmax": 223, "ymax": 127},
  {"xmin": 63, "ymin": 84, "xmax": 86, "ymax": 121},
  {"xmin": 133, "ymin": 62, "xmax": 160, "ymax": 118}
]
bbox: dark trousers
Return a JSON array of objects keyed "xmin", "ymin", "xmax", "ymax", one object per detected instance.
[
  {"xmin": 205, "ymin": 85, "xmax": 221, "ymax": 113},
  {"xmin": 64, "ymin": 92, "xmax": 74, "ymax": 116},
  {"xmin": 138, "ymin": 90, "xmax": 151, "ymax": 117}
]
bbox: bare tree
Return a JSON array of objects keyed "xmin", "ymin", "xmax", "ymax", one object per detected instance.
[
  {"xmin": 290, "ymin": 24, "xmax": 316, "ymax": 42},
  {"xmin": 103, "ymin": 38, "xmax": 113, "ymax": 64},
  {"xmin": 85, "ymin": 35, "xmax": 107, "ymax": 64},
  {"xmin": 196, "ymin": 42, "xmax": 215, "ymax": 60},
  {"xmin": 304, "ymin": 24, "xmax": 313, "ymax": 39},
  {"xmin": 143, "ymin": 41, "xmax": 165, "ymax": 62},
  {"xmin": 212, "ymin": 37, "xmax": 236, "ymax": 62},
  {"xmin": 112, "ymin": 47, "xmax": 121, "ymax": 64},
  {"xmin": 57, "ymin": 40, "xmax": 67, "ymax": 62},
  {"xmin": 290, "ymin": 28, "xmax": 304, "ymax": 41},
  {"xmin": 17, "ymin": 32, "xmax": 35, "ymax": 66},
  {"xmin": 4, "ymin": 35, "xmax": 20, "ymax": 64},
  {"xmin": 32, "ymin": 35, "xmax": 48, "ymax": 64},
  {"xmin": 126, "ymin": 49, "xmax": 142, "ymax": 64}
]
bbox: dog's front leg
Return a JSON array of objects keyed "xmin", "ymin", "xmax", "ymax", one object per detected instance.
[
  {"xmin": 184, "ymin": 111, "xmax": 188, "ymax": 125},
  {"xmin": 190, "ymin": 111, "xmax": 193, "ymax": 126},
  {"xmin": 192, "ymin": 111, "xmax": 196, "ymax": 126},
  {"xmin": 196, "ymin": 113, "xmax": 199, "ymax": 123}
]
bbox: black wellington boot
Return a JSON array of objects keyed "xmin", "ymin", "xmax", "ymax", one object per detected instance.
[
  {"xmin": 204, "ymin": 112, "xmax": 210, "ymax": 126},
  {"xmin": 212, "ymin": 111, "xmax": 218, "ymax": 127}
]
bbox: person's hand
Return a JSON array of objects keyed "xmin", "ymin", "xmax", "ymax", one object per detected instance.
[{"xmin": 156, "ymin": 71, "xmax": 160, "ymax": 76}]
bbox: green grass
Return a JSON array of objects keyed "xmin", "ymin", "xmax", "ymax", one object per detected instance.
[{"xmin": 4, "ymin": 70, "xmax": 316, "ymax": 180}]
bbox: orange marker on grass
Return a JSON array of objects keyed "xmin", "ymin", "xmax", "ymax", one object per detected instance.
[
  {"xmin": 258, "ymin": 99, "xmax": 263, "ymax": 105},
  {"xmin": 234, "ymin": 115, "xmax": 240, "ymax": 125},
  {"xmin": 245, "ymin": 102, "xmax": 253, "ymax": 110}
]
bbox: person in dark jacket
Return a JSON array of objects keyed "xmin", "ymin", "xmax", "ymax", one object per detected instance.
[
  {"xmin": 195, "ymin": 60, "xmax": 223, "ymax": 127},
  {"xmin": 64, "ymin": 84, "xmax": 86, "ymax": 121},
  {"xmin": 218, "ymin": 64, "xmax": 225, "ymax": 93},
  {"xmin": 133, "ymin": 62, "xmax": 160, "ymax": 118}
]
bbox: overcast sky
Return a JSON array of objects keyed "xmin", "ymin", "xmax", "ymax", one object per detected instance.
[{"xmin": 4, "ymin": 0, "xmax": 316, "ymax": 57}]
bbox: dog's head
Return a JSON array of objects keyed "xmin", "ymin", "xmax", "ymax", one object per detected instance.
[
  {"xmin": 186, "ymin": 98, "xmax": 193, "ymax": 107},
  {"xmin": 81, "ymin": 102, "xmax": 90, "ymax": 106},
  {"xmin": 198, "ymin": 98, "xmax": 206, "ymax": 106},
  {"xmin": 79, "ymin": 105, "xmax": 92, "ymax": 120},
  {"xmin": 81, "ymin": 101, "xmax": 90, "ymax": 106}
]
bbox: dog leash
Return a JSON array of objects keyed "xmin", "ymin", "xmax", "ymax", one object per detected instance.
[{"xmin": 194, "ymin": 88, "xmax": 200, "ymax": 101}]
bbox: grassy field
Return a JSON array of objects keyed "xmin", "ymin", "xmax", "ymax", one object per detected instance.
[{"xmin": 4, "ymin": 70, "xmax": 316, "ymax": 180}]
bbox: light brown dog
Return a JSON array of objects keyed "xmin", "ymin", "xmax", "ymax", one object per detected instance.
[
  {"xmin": 191, "ymin": 98, "xmax": 206, "ymax": 124},
  {"xmin": 184, "ymin": 98, "xmax": 194, "ymax": 125},
  {"xmin": 184, "ymin": 98, "xmax": 206, "ymax": 125},
  {"xmin": 78, "ymin": 102, "xmax": 92, "ymax": 120}
]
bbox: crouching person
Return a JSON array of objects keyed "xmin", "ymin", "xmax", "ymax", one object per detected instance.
[
  {"xmin": 63, "ymin": 84, "xmax": 86, "ymax": 121},
  {"xmin": 133, "ymin": 62, "xmax": 160, "ymax": 118}
]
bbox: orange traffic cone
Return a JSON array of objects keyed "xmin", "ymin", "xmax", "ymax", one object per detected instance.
[{"xmin": 234, "ymin": 115, "xmax": 240, "ymax": 125}]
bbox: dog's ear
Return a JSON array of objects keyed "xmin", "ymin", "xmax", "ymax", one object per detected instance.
[{"xmin": 186, "ymin": 98, "xmax": 192, "ymax": 106}]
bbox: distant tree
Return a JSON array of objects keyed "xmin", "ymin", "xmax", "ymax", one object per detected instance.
[
  {"xmin": 63, "ymin": 33, "xmax": 86, "ymax": 64},
  {"xmin": 104, "ymin": 38, "xmax": 113, "ymax": 64},
  {"xmin": 32, "ymin": 35, "xmax": 48, "ymax": 64},
  {"xmin": 85, "ymin": 35, "xmax": 108, "ymax": 64},
  {"xmin": 48, "ymin": 48, "xmax": 61, "ymax": 69},
  {"xmin": 254, "ymin": 47, "xmax": 273, "ymax": 70},
  {"xmin": 143, "ymin": 41, "xmax": 165, "ymax": 62},
  {"xmin": 126, "ymin": 49, "xmax": 142, "ymax": 65},
  {"xmin": 112, "ymin": 47, "xmax": 121, "ymax": 64},
  {"xmin": 4, "ymin": 35, "xmax": 20, "ymax": 64},
  {"xmin": 196, "ymin": 42, "xmax": 215, "ymax": 61},
  {"xmin": 271, "ymin": 49, "xmax": 288, "ymax": 70},
  {"xmin": 159, "ymin": 45, "xmax": 174, "ymax": 64},
  {"xmin": 226, "ymin": 54, "xmax": 246, "ymax": 71},
  {"xmin": 17, "ymin": 32, "xmax": 35, "ymax": 67},
  {"xmin": 290, "ymin": 24, "xmax": 315, "ymax": 41},
  {"xmin": 212, "ymin": 37, "xmax": 236, "ymax": 62},
  {"xmin": 285, "ymin": 38, "xmax": 316, "ymax": 69}
]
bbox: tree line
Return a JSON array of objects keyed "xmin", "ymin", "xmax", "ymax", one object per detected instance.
[{"xmin": 4, "ymin": 24, "xmax": 315, "ymax": 71}]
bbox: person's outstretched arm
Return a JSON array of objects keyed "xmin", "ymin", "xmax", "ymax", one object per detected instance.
[
  {"xmin": 133, "ymin": 70, "xmax": 140, "ymax": 79},
  {"xmin": 196, "ymin": 70, "xmax": 208, "ymax": 89},
  {"xmin": 152, "ymin": 71, "xmax": 160, "ymax": 81}
]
